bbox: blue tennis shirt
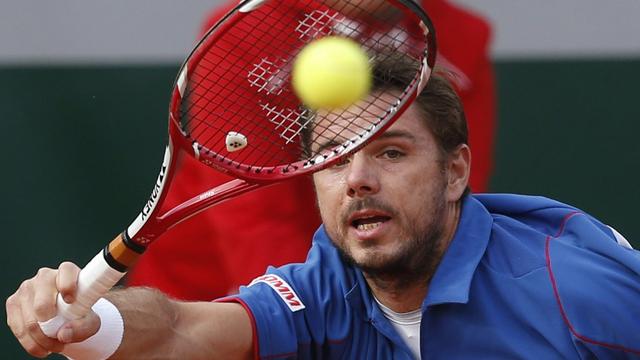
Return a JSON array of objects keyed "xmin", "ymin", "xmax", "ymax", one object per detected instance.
[{"xmin": 227, "ymin": 194, "xmax": 640, "ymax": 359}]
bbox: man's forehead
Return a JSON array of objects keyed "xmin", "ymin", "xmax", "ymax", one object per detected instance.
[
  {"xmin": 312, "ymin": 91, "xmax": 401, "ymax": 131},
  {"xmin": 316, "ymin": 112, "xmax": 378, "ymax": 137},
  {"xmin": 310, "ymin": 99, "xmax": 425, "ymax": 151}
]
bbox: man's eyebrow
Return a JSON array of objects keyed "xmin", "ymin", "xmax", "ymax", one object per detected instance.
[
  {"xmin": 374, "ymin": 129, "xmax": 418, "ymax": 143},
  {"xmin": 312, "ymin": 129, "xmax": 417, "ymax": 154}
]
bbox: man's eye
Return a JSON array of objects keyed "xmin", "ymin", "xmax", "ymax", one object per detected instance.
[
  {"xmin": 382, "ymin": 149, "xmax": 404, "ymax": 159},
  {"xmin": 332, "ymin": 156, "xmax": 351, "ymax": 168}
]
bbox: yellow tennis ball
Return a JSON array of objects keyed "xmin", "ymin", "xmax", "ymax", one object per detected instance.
[{"xmin": 292, "ymin": 36, "xmax": 371, "ymax": 109}]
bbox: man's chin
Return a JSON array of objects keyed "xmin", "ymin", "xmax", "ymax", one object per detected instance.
[
  {"xmin": 331, "ymin": 236, "xmax": 408, "ymax": 272},
  {"xmin": 349, "ymin": 249, "xmax": 407, "ymax": 275}
]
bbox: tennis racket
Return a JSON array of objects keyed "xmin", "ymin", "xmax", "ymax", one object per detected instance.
[{"xmin": 40, "ymin": 0, "xmax": 436, "ymax": 336}]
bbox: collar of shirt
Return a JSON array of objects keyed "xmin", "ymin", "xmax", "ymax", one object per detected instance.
[{"xmin": 424, "ymin": 195, "xmax": 493, "ymax": 306}]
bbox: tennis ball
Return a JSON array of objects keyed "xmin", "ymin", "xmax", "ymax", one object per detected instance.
[{"xmin": 292, "ymin": 36, "xmax": 371, "ymax": 109}]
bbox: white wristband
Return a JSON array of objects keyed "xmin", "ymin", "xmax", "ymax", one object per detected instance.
[{"xmin": 61, "ymin": 297, "xmax": 124, "ymax": 360}]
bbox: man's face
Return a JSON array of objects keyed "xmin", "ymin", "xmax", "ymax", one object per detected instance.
[{"xmin": 312, "ymin": 94, "xmax": 453, "ymax": 277}]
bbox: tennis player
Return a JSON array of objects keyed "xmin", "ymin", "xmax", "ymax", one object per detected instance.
[
  {"xmin": 127, "ymin": 0, "xmax": 496, "ymax": 302},
  {"xmin": 7, "ymin": 63, "xmax": 640, "ymax": 359}
]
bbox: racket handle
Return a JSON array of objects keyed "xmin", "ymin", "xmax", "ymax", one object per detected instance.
[{"xmin": 39, "ymin": 251, "xmax": 125, "ymax": 338}]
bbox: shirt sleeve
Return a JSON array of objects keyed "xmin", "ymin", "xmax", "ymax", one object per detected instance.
[
  {"xmin": 230, "ymin": 272, "xmax": 303, "ymax": 358},
  {"xmin": 219, "ymin": 234, "xmax": 357, "ymax": 359}
]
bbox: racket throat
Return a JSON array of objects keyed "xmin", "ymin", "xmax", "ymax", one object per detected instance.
[
  {"xmin": 103, "ymin": 232, "xmax": 146, "ymax": 272},
  {"xmin": 127, "ymin": 145, "xmax": 174, "ymax": 240}
]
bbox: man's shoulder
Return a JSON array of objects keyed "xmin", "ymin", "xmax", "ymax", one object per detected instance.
[
  {"xmin": 474, "ymin": 193, "xmax": 633, "ymax": 249},
  {"xmin": 474, "ymin": 193, "xmax": 576, "ymax": 216},
  {"xmin": 472, "ymin": 194, "xmax": 640, "ymax": 353},
  {"xmin": 546, "ymin": 214, "xmax": 640, "ymax": 354},
  {"xmin": 475, "ymin": 194, "xmax": 618, "ymax": 244},
  {"xmin": 471, "ymin": 193, "xmax": 639, "ymax": 278},
  {"xmin": 474, "ymin": 192, "xmax": 633, "ymax": 244},
  {"xmin": 470, "ymin": 194, "xmax": 582, "ymax": 277}
]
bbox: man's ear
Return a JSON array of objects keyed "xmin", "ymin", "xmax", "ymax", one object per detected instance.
[{"xmin": 445, "ymin": 144, "xmax": 471, "ymax": 202}]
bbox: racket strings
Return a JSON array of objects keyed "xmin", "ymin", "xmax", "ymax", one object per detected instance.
[
  {"xmin": 300, "ymin": 34, "xmax": 421, "ymax": 164},
  {"xmin": 177, "ymin": 0, "xmax": 430, "ymax": 175},
  {"xmin": 305, "ymin": 94, "xmax": 396, "ymax": 164},
  {"xmin": 184, "ymin": 4, "xmax": 285, "ymax": 113},
  {"xmin": 185, "ymin": 1, "xmax": 304, "ymax": 165}
]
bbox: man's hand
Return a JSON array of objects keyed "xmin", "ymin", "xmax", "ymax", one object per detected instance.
[{"xmin": 6, "ymin": 262, "xmax": 100, "ymax": 358}]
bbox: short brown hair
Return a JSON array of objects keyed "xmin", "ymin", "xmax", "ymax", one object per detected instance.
[
  {"xmin": 416, "ymin": 70, "xmax": 468, "ymax": 154},
  {"xmin": 371, "ymin": 55, "xmax": 468, "ymax": 157}
]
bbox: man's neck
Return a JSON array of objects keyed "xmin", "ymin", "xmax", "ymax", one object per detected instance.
[
  {"xmin": 365, "ymin": 200, "xmax": 462, "ymax": 313},
  {"xmin": 365, "ymin": 274, "xmax": 429, "ymax": 313}
]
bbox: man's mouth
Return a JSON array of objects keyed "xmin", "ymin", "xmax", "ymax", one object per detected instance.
[{"xmin": 350, "ymin": 214, "xmax": 391, "ymax": 231}]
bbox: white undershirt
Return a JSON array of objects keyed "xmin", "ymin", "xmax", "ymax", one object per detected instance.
[{"xmin": 374, "ymin": 297, "xmax": 422, "ymax": 359}]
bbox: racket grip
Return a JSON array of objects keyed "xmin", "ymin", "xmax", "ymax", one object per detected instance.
[{"xmin": 39, "ymin": 251, "xmax": 125, "ymax": 338}]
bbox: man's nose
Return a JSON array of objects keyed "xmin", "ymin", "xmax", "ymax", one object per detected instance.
[{"xmin": 345, "ymin": 154, "xmax": 380, "ymax": 198}]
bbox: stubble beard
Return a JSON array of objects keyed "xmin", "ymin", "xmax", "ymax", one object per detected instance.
[{"xmin": 329, "ymin": 190, "xmax": 448, "ymax": 290}]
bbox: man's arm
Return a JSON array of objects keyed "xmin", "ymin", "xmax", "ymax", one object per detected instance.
[
  {"xmin": 107, "ymin": 288, "xmax": 253, "ymax": 360},
  {"xmin": 6, "ymin": 262, "xmax": 254, "ymax": 359}
]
